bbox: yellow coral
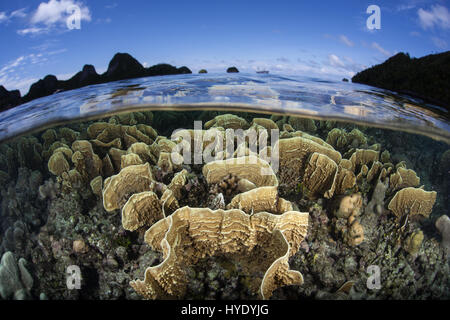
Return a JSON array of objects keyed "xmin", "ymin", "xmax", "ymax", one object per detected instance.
[
  {"xmin": 102, "ymin": 163, "xmax": 154, "ymax": 211},
  {"xmin": 202, "ymin": 155, "xmax": 278, "ymax": 187},
  {"xmin": 388, "ymin": 187, "xmax": 437, "ymax": 218},
  {"xmin": 227, "ymin": 186, "xmax": 293, "ymax": 214},
  {"xmin": 130, "ymin": 207, "xmax": 308, "ymax": 300}
]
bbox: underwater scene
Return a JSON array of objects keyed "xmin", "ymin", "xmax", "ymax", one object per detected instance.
[{"xmin": 0, "ymin": 74, "xmax": 448, "ymax": 300}]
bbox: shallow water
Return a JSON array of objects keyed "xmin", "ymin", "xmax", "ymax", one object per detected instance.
[
  {"xmin": 0, "ymin": 73, "xmax": 448, "ymax": 143},
  {"xmin": 0, "ymin": 74, "xmax": 449, "ymax": 300}
]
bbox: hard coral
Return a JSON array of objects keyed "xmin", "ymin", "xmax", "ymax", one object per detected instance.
[
  {"xmin": 435, "ymin": 215, "xmax": 450, "ymax": 255},
  {"xmin": 130, "ymin": 207, "xmax": 309, "ymax": 300},
  {"xmin": 202, "ymin": 155, "xmax": 278, "ymax": 187},
  {"xmin": 227, "ymin": 186, "xmax": 293, "ymax": 214},
  {"xmin": 388, "ymin": 187, "xmax": 437, "ymax": 218},
  {"xmin": 335, "ymin": 193, "xmax": 362, "ymax": 219}
]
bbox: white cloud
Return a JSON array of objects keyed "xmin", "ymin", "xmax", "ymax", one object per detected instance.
[
  {"xmin": 0, "ymin": 8, "xmax": 28, "ymax": 23},
  {"xmin": 199, "ymin": 54, "xmax": 365, "ymax": 79},
  {"xmin": 328, "ymin": 54, "xmax": 345, "ymax": 68},
  {"xmin": 0, "ymin": 54, "xmax": 48, "ymax": 77},
  {"xmin": 0, "ymin": 50, "xmax": 67, "ymax": 94},
  {"xmin": 0, "ymin": 12, "xmax": 7, "ymax": 23},
  {"xmin": 0, "ymin": 55, "xmax": 42, "ymax": 94},
  {"xmin": 31, "ymin": 39, "xmax": 60, "ymax": 51},
  {"xmin": 17, "ymin": 0, "xmax": 91, "ymax": 35},
  {"xmin": 31, "ymin": 0, "xmax": 91, "ymax": 25},
  {"xmin": 56, "ymin": 72, "xmax": 75, "ymax": 80},
  {"xmin": 0, "ymin": 77, "xmax": 39, "ymax": 95},
  {"xmin": 10, "ymin": 8, "xmax": 28, "ymax": 18},
  {"xmin": 17, "ymin": 27, "xmax": 48, "ymax": 35},
  {"xmin": 371, "ymin": 42, "xmax": 391, "ymax": 57},
  {"xmin": 417, "ymin": 5, "xmax": 450, "ymax": 29},
  {"xmin": 339, "ymin": 35, "xmax": 354, "ymax": 47},
  {"xmin": 47, "ymin": 48, "xmax": 68, "ymax": 55},
  {"xmin": 0, "ymin": 56, "xmax": 26, "ymax": 75},
  {"xmin": 431, "ymin": 36, "xmax": 448, "ymax": 49}
]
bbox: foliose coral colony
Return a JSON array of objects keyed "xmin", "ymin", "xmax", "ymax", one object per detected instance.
[{"xmin": 0, "ymin": 111, "xmax": 448, "ymax": 299}]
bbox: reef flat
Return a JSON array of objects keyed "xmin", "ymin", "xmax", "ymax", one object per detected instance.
[{"xmin": 0, "ymin": 111, "xmax": 449, "ymax": 300}]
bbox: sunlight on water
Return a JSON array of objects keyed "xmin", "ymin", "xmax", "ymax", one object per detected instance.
[{"xmin": 0, "ymin": 74, "xmax": 448, "ymax": 143}]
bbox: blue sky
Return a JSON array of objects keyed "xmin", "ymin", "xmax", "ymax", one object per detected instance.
[{"xmin": 0, "ymin": 0, "xmax": 449, "ymax": 94}]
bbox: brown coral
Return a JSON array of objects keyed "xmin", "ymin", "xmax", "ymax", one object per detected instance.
[
  {"xmin": 366, "ymin": 161, "xmax": 383, "ymax": 183},
  {"xmin": 404, "ymin": 230, "xmax": 424, "ymax": 255},
  {"xmin": 204, "ymin": 114, "xmax": 249, "ymax": 130},
  {"xmin": 346, "ymin": 214, "xmax": 364, "ymax": 246},
  {"xmin": 326, "ymin": 128, "xmax": 368, "ymax": 152},
  {"xmin": 73, "ymin": 239, "xmax": 89, "ymax": 254},
  {"xmin": 87, "ymin": 121, "xmax": 155, "ymax": 150},
  {"xmin": 275, "ymin": 136, "xmax": 341, "ymax": 186},
  {"xmin": 251, "ymin": 118, "xmax": 278, "ymax": 131},
  {"xmin": 160, "ymin": 189, "xmax": 180, "ymax": 216},
  {"xmin": 202, "ymin": 155, "xmax": 278, "ymax": 187},
  {"xmin": 121, "ymin": 191, "xmax": 164, "ymax": 231},
  {"xmin": 102, "ymin": 163, "xmax": 154, "ymax": 211},
  {"xmin": 167, "ymin": 169, "xmax": 188, "ymax": 199},
  {"xmin": 302, "ymin": 152, "xmax": 338, "ymax": 199},
  {"xmin": 48, "ymin": 151, "xmax": 70, "ymax": 176},
  {"xmin": 335, "ymin": 193, "xmax": 363, "ymax": 219},
  {"xmin": 334, "ymin": 165, "xmax": 356, "ymax": 195},
  {"xmin": 90, "ymin": 176, "xmax": 103, "ymax": 197},
  {"xmin": 71, "ymin": 140, "xmax": 103, "ymax": 180},
  {"xmin": 130, "ymin": 207, "xmax": 308, "ymax": 299},
  {"xmin": 120, "ymin": 153, "xmax": 144, "ymax": 169},
  {"xmin": 288, "ymin": 116, "xmax": 316, "ymax": 132},
  {"xmin": 389, "ymin": 167, "xmax": 420, "ymax": 190},
  {"xmin": 348, "ymin": 149, "xmax": 379, "ymax": 172},
  {"xmin": 388, "ymin": 187, "xmax": 437, "ymax": 218},
  {"xmin": 326, "ymin": 128, "xmax": 348, "ymax": 151},
  {"xmin": 127, "ymin": 142, "xmax": 157, "ymax": 164},
  {"xmin": 227, "ymin": 186, "xmax": 293, "ymax": 214}
]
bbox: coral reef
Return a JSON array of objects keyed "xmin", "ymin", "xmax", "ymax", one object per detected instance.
[
  {"xmin": 335, "ymin": 193, "xmax": 362, "ymax": 219},
  {"xmin": 388, "ymin": 187, "xmax": 437, "ymax": 218},
  {"xmin": 130, "ymin": 207, "xmax": 308, "ymax": 299},
  {"xmin": 227, "ymin": 186, "xmax": 293, "ymax": 215},
  {"xmin": 202, "ymin": 155, "xmax": 278, "ymax": 187},
  {"xmin": 204, "ymin": 114, "xmax": 249, "ymax": 130},
  {"xmin": 0, "ymin": 110, "xmax": 448, "ymax": 301}
]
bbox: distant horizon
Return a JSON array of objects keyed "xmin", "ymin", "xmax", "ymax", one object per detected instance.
[
  {"xmin": 1, "ymin": 0, "xmax": 449, "ymax": 94},
  {"xmin": 1, "ymin": 49, "xmax": 444, "ymax": 99}
]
